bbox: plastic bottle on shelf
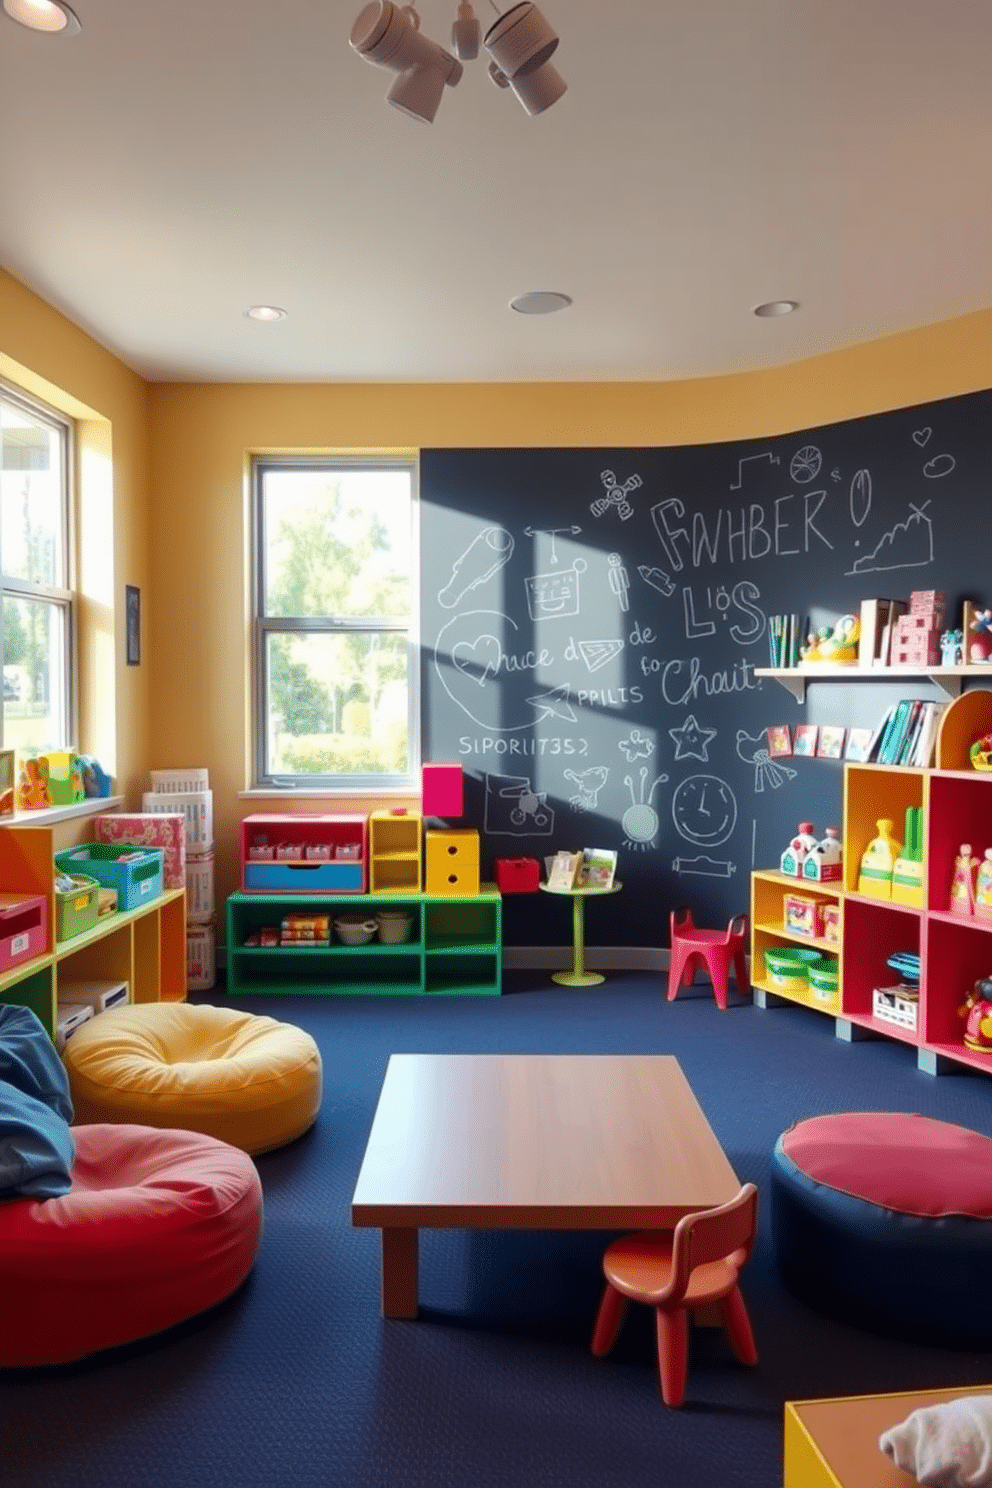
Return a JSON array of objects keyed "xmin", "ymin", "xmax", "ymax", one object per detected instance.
[
  {"xmin": 950, "ymin": 844, "xmax": 981, "ymax": 916},
  {"xmin": 974, "ymin": 850, "xmax": 992, "ymax": 921},
  {"xmin": 857, "ymin": 818, "xmax": 902, "ymax": 900}
]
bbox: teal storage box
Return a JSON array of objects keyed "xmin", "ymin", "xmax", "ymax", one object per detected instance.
[{"xmin": 55, "ymin": 843, "xmax": 164, "ymax": 911}]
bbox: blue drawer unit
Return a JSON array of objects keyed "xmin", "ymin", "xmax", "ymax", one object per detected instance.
[
  {"xmin": 244, "ymin": 859, "xmax": 365, "ymax": 893},
  {"xmin": 55, "ymin": 843, "xmax": 164, "ymax": 911}
]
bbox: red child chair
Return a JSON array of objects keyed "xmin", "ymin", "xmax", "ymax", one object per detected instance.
[{"xmin": 667, "ymin": 906, "xmax": 749, "ymax": 1010}]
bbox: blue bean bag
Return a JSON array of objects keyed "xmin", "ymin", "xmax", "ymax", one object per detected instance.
[{"xmin": 772, "ymin": 1111, "xmax": 992, "ymax": 1346}]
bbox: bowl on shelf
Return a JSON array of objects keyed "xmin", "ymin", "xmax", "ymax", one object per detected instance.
[
  {"xmin": 807, "ymin": 958, "xmax": 839, "ymax": 1003},
  {"xmin": 374, "ymin": 910, "xmax": 414, "ymax": 944},
  {"xmin": 334, "ymin": 916, "xmax": 378, "ymax": 946},
  {"xmin": 764, "ymin": 946, "xmax": 822, "ymax": 992}
]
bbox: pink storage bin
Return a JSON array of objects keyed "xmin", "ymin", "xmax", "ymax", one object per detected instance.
[
  {"xmin": 0, "ymin": 893, "xmax": 47, "ymax": 971},
  {"xmin": 96, "ymin": 812, "xmax": 186, "ymax": 890}
]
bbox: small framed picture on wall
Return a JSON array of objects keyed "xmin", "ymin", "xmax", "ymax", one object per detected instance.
[{"xmin": 125, "ymin": 585, "xmax": 141, "ymax": 666}]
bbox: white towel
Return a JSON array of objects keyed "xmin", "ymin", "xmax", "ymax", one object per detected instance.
[{"xmin": 880, "ymin": 1396, "xmax": 992, "ymax": 1487}]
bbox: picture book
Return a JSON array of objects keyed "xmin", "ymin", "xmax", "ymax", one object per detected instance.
[
  {"xmin": 844, "ymin": 726, "xmax": 874, "ymax": 763},
  {"xmin": 793, "ymin": 724, "xmax": 819, "ymax": 757},
  {"xmin": 767, "ymin": 725, "xmax": 792, "ymax": 757},
  {"xmin": 817, "ymin": 726, "xmax": 846, "ymax": 760},
  {"xmin": 578, "ymin": 847, "xmax": 618, "ymax": 889},
  {"xmin": 547, "ymin": 850, "xmax": 582, "ymax": 890}
]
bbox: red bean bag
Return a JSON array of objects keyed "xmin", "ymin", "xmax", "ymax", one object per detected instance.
[{"xmin": 1, "ymin": 1123, "xmax": 263, "ymax": 1367}]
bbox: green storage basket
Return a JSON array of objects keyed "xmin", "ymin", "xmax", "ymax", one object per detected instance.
[
  {"xmin": 55, "ymin": 843, "xmax": 164, "ymax": 911},
  {"xmin": 54, "ymin": 873, "xmax": 100, "ymax": 942}
]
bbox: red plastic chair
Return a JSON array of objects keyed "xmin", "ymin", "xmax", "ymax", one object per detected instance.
[
  {"xmin": 590, "ymin": 1183, "xmax": 759, "ymax": 1407},
  {"xmin": 667, "ymin": 906, "xmax": 749, "ymax": 1010}
]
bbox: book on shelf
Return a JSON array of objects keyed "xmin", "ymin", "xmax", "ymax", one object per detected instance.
[
  {"xmin": 878, "ymin": 699, "xmax": 914, "ymax": 763},
  {"xmin": 767, "ymin": 724, "xmax": 792, "ymax": 757},
  {"xmin": 578, "ymin": 848, "xmax": 618, "ymax": 889},
  {"xmin": 845, "ymin": 726, "xmax": 875, "ymax": 762},
  {"xmin": 876, "ymin": 600, "xmax": 908, "ymax": 666},
  {"xmin": 546, "ymin": 850, "xmax": 582, "ymax": 890},
  {"xmin": 895, "ymin": 699, "xmax": 924, "ymax": 765},
  {"xmin": 793, "ymin": 723, "xmax": 818, "ymax": 757},
  {"xmin": 859, "ymin": 598, "xmax": 894, "ymax": 669}
]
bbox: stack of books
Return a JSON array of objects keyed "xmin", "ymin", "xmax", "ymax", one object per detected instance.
[{"xmin": 868, "ymin": 699, "xmax": 946, "ymax": 766}]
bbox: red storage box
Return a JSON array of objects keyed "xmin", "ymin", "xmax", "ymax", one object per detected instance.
[
  {"xmin": 0, "ymin": 892, "xmax": 47, "ymax": 971},
  {"xmin": 96, "ymin": 812, "xmax": 186, "ymax": 890},
  {"xmin": 494, "ymin": 857, "xmax": 541, "ymax": 894}
]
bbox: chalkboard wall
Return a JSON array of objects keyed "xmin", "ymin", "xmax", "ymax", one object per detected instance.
[{"xmin": 421, "ymin": 388, "xmax": 991, "ymax": 947}]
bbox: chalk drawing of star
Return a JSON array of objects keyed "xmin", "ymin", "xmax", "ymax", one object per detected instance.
[{"xmin": 669, "ymin": 714, "xmax": 717, "ymax": 762}]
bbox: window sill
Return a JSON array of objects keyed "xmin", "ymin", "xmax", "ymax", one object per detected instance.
[{"xmin": 6, "ymin": 795, "xmax": 124, "ymax": 828}]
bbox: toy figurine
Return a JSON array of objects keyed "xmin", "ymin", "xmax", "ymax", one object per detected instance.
[
  {"xmin": 959, "ymin": 977, "xmax": 992, "ymax": 1053},
  {"xmin": 781, "ymin": 822, "xmax": 819, "ymax": 877},
  {"xmin": 969, "ymin": 609, "xmax": 992, "ymax": 663},
  {"xmin": 940, "ymin": 628, "xmax": 964, "ymax": 665},
  {"xmin": 803, "ymin": 826, "xmax": 842, "ymax": 882},
  {"xmin": 975, "ymin": 850, "xmax": 992, "ymax": 921},
  {"xmin": 950, "ymin": 844, "xmax": 981, "ymax": 916},
  {"xmin": 800, "ymin": 614, "xmax": 860, "ymax": 663}
]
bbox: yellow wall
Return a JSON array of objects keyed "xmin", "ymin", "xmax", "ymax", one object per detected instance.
[
  {"xmin": 7, "ymin": 258, "xmax": 992, "ymax": 918},
  {"xmin": 0, "ymin": 267, "xmax": 151, "ymax": 803}
]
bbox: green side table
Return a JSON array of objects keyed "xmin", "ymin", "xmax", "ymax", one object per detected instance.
[{"xmin": 539, "ymin": 881, "xmax": 622, "ymax": 986}]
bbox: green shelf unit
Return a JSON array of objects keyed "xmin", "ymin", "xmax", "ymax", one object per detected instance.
[{"xmin": 225, "ymin": 888, "xmax": 502, "ymax": 997}]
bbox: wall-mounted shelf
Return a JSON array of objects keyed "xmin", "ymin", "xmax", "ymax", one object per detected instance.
[{"xmin": 754, "ymin": 664, "xmax": 992, "ymax": 703}]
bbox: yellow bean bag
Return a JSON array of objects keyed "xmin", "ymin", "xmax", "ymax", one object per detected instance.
[{"xmin": 63, "ymin": 1003, "xmax": 322, "ymax": 1155}]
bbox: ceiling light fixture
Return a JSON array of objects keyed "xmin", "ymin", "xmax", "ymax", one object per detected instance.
[
  {"xmin": 245, "ymin": 305, "xmax": 287, "ymax": 322},
  {"xmin": 2, "ymin": 0, "xmax": 80, "ymax": 34},
  {"xmin": 752, "ymin": 300, "xmax": 799, "ymax": 318},
  {"xmin": 350, "ymin": 1, "xmax": 565, "ymax": 123},
  {"xmin": 509, "ymin": 291, "xmax": 571, "ymax": 315}
]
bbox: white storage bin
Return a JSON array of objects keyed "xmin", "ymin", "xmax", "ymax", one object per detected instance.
[
  {"xmin": 56, "ymin": 1002, "xmax": 93, "ymax": 1052},
  {"xmin": 186, "ymin": 918, "xmax": 216, "ymax": 992},
  {"xmin": 150, "ymin": 767, "xmax": 210, "ymax": 794},
  {"xmin": 59, "ymin": 978, "xmax": 129, "ymax": 1014},
  {"xmin": 142, "ymin": 789, "xmax": 213, "ymax": 852},
  {"xmin": 186, "ymin": 849, "xmax": 215, "ymax": 923}
]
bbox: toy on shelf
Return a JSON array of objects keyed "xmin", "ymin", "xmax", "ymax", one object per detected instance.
[
  {"xmin": 857, "ymin": 818, "xmax": 902, "ymax": 900},
  {"xmin": 975, "ymin": 850, "xmax": 992, "ymax": 921},
  {"xmin": 780, "ymin": 822, "xmax": 819, "ymax": 877},
  {"xmin": 959, "ymin": 977, "xmax": 992, "ymax": 1053},
  {"xmin": 949, "ymin": 843, "xmax": 981, "ymax": 916},
  {"xmin": 16, "ymin": 756, "xmax": 52, "ymax": 810},
  {"xmin": 783, "ymin": 892, "xmax": 827, "ymax": 939},
  {"xmin": 892, "ymin": 806, "xmax": 924, "ymax": 907},
  {"xmin": 890, "ymin": 590, "xmax": 946, "ymax": 667},
  {"xmin": 800, "ymin": 614, "xmax": 860, "ymax": 663},
  {"xmin": 803, "ymin": 826, "xmax": 842, "ymax": 882},
  {"xmin": 969, "ymin": 731, "xmax": 992, "ymax": 771},
  {"xmin": 968, "ymin": 608, "xmax": 992, "ymax": 663},
  {"xmin": 79, "ymin": 755, "xmax": 113, "ymax": 797},
  {"xmin": 940, "ymin": 628, "xmax": 964, "ymax": 665}
]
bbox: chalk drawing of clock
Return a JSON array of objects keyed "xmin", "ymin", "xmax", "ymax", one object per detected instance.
[{"xmin": 671, "ymin": 774, "xmax": 737, "ymax": 846}]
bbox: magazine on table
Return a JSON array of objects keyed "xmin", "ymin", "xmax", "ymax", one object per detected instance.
[
  {"xmin": 578, "ymin": 848, "xmax": 618, "ymax": 889},
  {"xmin": 547, "ymin": 850, "xmax": 582, "ymax": 889}
]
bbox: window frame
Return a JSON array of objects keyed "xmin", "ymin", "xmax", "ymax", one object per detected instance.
[
  {"xmin": 251, "ymin": 454, "xmax": 420, "ymax": 793},
  {"xmin": 0, "ymin": 380, "xmax": 76, "ymax": 753}
]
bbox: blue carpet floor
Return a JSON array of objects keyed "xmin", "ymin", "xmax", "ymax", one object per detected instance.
[{"xmin": 4, "ymin": 971, "xmax": 992, "ymax": 1488}]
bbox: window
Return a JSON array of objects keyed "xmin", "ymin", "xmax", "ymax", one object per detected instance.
[
  {"xmin": 253, "ymin": 458, "xmax": 418, "ymax": 791},
  {"xmin": 1, "ymin": 385, "xmax": 74, "ymax": 755}
]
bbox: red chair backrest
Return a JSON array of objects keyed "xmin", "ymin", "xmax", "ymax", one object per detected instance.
[{"xmin": 668, "ymin": 1183, "xmax": 759, "ymax": 1297}]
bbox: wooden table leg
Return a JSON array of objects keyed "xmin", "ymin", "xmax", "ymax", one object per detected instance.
[{"xmin": 380, "ymin": 1226, "xmax": 419, "ymax": 1318}]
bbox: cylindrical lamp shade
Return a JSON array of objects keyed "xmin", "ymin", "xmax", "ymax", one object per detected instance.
[
  {"xmin": 387, "ymin": 65, "xmax": 448, "ymax": 122},
  {"xmin": 484, "ymin": 2, "xmax": 558, "ymax": 79},
  {"xmin": 510, "ymin": 60, "xmax": 566, "ymax": 115}
]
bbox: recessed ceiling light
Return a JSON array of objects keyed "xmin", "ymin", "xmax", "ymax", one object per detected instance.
[
  {"xmin": 245, "ymin": 305, "xmax": 287, "ymax": 322},
  {"xmin": 509, "ymin": 291, "xmax": 572, "ymax": 316},
  {"xmin": 2, "ymin": 0, "xmax": 80, "ymax": 34},
  {"xmin": 752, "ymin": 300, "xmax": 799, "ymax": 318}
]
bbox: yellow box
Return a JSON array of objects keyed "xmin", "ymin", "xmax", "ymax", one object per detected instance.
[{"xmin": 426, "ymin": 829, "xmax": 480, "ymax": 896}]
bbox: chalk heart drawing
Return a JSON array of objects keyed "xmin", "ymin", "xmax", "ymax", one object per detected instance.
[
  {"xmin": 452, "ymin": 636, "xmax": 501, "ymax": 687},
  {"xmin": 912, "ymin": 428, "xmax": 932, "ymax": 447},
  {"xmin": 435, "ymin": 610, "xmax": 541, "ymax": 733}
]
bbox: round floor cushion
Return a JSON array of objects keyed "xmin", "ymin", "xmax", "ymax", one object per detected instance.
[
  {"xmin": 771, "ymin": 1111, "xmax": 992, "ymax": 1345},
  {"xmin": 1, "ymin": 1123, "xmax": 263, "ymax": 1367},
  {"xmin": 63, "ymin": 1003, "xmax": 322, "ymax": 1155}
]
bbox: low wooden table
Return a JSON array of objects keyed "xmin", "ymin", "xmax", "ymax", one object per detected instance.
[
  {"xmin": 351, "ymin": 1053, "xmax": 740, "ymax": 1318},
  {"xmin": 785, "ymin": 1385, "xmax": 992, "ymax": 1487}
]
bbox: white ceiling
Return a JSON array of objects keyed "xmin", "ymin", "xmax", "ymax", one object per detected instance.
[{"xmin": 1, "ymin": 0, "xmax": 990, "ymax": 385}]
